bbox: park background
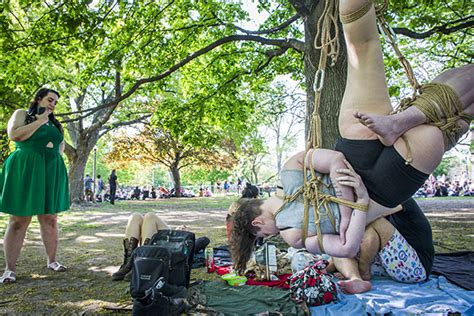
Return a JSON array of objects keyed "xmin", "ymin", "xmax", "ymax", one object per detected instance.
[{"xmin": 0, "ymin": 0, "xmax": 472, "ymax": 313}]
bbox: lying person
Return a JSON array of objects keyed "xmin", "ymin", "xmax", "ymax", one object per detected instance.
[{"xmin": 230, "ymin": 149, "xmax": 401, "ymax": 274}]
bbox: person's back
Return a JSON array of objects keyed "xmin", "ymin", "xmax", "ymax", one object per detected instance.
[{"xmin": 84, "ymin": 175, "xmax": 93, "ymax": 190}]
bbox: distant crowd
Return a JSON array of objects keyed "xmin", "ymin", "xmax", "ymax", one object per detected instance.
[
  {"xmin": 414, "ymin": 174, "xmax": 473, "ymax": 198},
  {"xmin": 82, "ymin": 174, "xmax": 279, "ymax": 202}
]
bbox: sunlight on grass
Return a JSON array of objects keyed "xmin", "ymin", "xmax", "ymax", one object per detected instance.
[{"xmin": 75, "ymin": 235, "xmax": 103, "ymax": 243}]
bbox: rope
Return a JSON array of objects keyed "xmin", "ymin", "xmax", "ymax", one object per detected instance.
[
  {"xmin": 396, "ymin": 83, "xmax": 472, "ymax": 151},
  {"xmin": 374, "ymin": 0, "xmax": 421, "ymax": 96}
]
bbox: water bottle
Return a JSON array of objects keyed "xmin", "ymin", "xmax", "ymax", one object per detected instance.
[{"xmin": 291, "ymin": 251, "xmax": 311, "ymax": 273}]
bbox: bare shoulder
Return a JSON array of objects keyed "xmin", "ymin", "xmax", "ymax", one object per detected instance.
[{"xmin": 9, "ymin": 109, "xmax": 27, "ymax": 126}]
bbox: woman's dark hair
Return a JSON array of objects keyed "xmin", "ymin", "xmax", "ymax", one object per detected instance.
[
  {"xmin": 230, "ymin": 198, "xmax": 264, "ymax": 275},
  {"xmin": 25, "ymin": 88, "xmax": 63, "ymax": 134}
]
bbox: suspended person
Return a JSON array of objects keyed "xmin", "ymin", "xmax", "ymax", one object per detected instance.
[
  {"xmin": 0, "ymin": 88, "xmax": 70, "ymax": 284},
  {"xmin": 231, "ymin": 0, "xmax": 472, "ymax": 278},
  {"xmin": 334, "ymin": 0, "xmax": 472, "ymax": 280}
]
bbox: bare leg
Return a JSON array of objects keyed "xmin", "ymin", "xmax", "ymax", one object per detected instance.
[
  {"xmin": 3, "ymin": 216, "xmax": 32, "ymax": 273},
  {"xmin": 355, "ymin": 64, "xmax": 474, "ymax": 147},
  {"xmin": 38, "ymin": 214, "xmax": 60, "ymax": 266},
  {"xmin": 333, "ymin": 257, "xmax": 372, "ymax": 294},
  {"xmin": 141, "ymin": 212, "xmax": 170, "ymax": 240},
  {"xmin": 124, "ymin": 213, "xmax": 143, "ymax": 241},
  {"xmin": 338, "ymin": 0, "xmax": 392, "ymax": 139},
  {"xmin": 357, "ymin": 218, "xmax": 394, "ymax": 280}
]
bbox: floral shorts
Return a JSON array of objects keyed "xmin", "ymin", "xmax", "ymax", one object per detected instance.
[{"xmin": 370, "ymin": 229, "xmax": 427, "ymax": 283}]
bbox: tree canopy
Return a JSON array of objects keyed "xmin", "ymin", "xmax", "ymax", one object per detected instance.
[{"xmin": 0, "ymin": 0, "xmax": 471, "ymax": 198}]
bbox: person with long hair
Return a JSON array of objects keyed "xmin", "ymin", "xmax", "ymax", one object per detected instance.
[{"xmin": 0, "ymin": 88, "xmax": 69, "ymax": 284}]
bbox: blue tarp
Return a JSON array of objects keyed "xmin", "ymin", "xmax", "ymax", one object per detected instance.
[{"xmin": 310, "ymin": 276, "xmax": 474, "ymax": 315}]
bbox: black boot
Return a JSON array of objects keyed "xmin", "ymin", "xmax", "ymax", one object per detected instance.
[
  {"xmin": 112, "ymin": 237, "xmax": 139, "ymax": 281},
  {"xmin": 132, "ymin": 289, "xmax": 185, "ymax": 316},
  {"xmin": 124, "ymin": 237, "xmax": 152, "ymax": 281}
]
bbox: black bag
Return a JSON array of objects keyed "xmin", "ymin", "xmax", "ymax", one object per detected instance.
[
  {"xmin": 130, "ymin": 246, "xmax": 171, "ymax": 299},
  {"xmin": 149, "ymin": 230, "xmax": 195, "ymax": 288}
]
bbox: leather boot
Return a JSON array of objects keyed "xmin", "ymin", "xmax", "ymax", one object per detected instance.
[
  {"xmin": 112, "ymin": 237, "xmax": 139, "ymax": 281},
  {"xmin": 124, "ymin": 237, "xmax": 151, "ymax": 281},
  {"xmin": 132, "ymin": 289, "xmax": 185, "ymax": 316}
]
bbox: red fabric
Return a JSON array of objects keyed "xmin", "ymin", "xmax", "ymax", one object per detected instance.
[
  {"xmin": 216, "ymin": 266, "xmax": 233, "ymax": 276},
  {"xmin": 245, "ymin": 274, "xmax": 291, "ymax": 289}
]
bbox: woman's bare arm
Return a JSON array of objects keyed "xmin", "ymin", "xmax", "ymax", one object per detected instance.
[{"xmin": 7, "ymin": 109, "xmax": 49, "ymax": 142}]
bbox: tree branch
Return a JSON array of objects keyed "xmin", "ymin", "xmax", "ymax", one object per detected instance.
[
  {"xmin": 231, "ymin": 14, "xmax": 301, "ymax": 35},
  {"xmin": 56, "ymin": 33, "xmax": 304, "ymax": 123},
  {"xmin": 99, "ymin": 114, "xmax": 152, "ymax": 137},
  {"xmin": 393, "ymin": 16, "xmax": 473, "ymax": 39}
]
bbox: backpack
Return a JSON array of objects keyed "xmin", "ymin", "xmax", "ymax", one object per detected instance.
[
  {"xmin": 130, "ymin": 230, "xmax": 195, "ymax": 299},
  {"xmin": 130, "ymin": 246, "xmax": 171, "ymax": 299},
  {"xmin": 149, "ymin": 230, "xmax": 195, "ymax": 288}
]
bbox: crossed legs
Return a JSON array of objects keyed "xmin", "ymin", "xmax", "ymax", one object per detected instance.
[{"xmin": 338, "ymin": 0, "xmax": 472, "ymax": 175}]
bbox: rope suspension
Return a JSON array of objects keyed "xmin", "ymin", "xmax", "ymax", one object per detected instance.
[{"xmin": 375, "ymin": 0, "xmax": 421, "ymax": 97}]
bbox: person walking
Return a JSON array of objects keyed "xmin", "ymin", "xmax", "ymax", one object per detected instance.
[
  {"xmin": 0, "ymin": 88, "xmax": 69, "ymax": 284},
  {"xmin": 108, "ymin": 169, "xmax": 118, "ymax": 205}
]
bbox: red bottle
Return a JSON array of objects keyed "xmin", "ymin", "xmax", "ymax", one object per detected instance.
[{"xmin": 205, "ymin": 248, "xmax": 215, "ymax": 273}]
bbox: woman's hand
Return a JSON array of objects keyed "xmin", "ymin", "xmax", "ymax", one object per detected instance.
[
  {"xmin": 35, "ymin": 108, "xmax": 51, "ymax": 125},
  {"xmin": 336, "ymin": 159, "xmax": 369, "ymax": 205}
]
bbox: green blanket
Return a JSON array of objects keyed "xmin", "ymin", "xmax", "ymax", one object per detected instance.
[{"xmin": 188, "ymin": 280, "xmax": 306, "ymax": 315}]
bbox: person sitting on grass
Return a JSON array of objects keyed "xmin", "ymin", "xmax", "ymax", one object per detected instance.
[{"xmin": 112, "ymin": 212, "xmax": 208, "ymax": 281}]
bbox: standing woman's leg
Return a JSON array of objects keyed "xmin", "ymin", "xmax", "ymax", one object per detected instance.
[
  {"xmin": 338, "ymin": 0, "xmax": 393, "ymax": 139},
  {"xmin": 2, "ymin": 216, "xmax": 32, "ymax": 279},
  {"xmin": 38, "ymin": 214, "xmax": 66, "ymax": 271},
  {"xmin": 141, "ymin": 212, "xmax": 170, "ymax": 244}
]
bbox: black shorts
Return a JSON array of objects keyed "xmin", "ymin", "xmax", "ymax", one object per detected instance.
[
  {"xmin": 336, "ymin": 138, "xmax": 434, "ymax": 276},
  {"xmin": 335, "ymin": 138, "xmax": 429, "ymax": 208}
]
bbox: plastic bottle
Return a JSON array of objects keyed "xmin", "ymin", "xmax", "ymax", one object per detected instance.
[{"xmin": 291, "ymin": 251, "xmax": 311, "ymax": 274}]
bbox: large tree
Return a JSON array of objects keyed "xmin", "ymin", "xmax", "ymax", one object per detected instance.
[{"xmin": 1, "ymin": 0, "xmax": 471, "ymax": 201}]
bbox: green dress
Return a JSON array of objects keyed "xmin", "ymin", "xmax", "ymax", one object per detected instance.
[{"xmin": 0, "ymin": 121, "xmax": 70, "ymax": 216}]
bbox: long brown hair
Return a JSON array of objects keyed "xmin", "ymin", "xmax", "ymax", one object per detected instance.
[
  {"xmin": 25, "ymin": 88, "xmax": 63, "ymax": 134},
  {"xmin": 230, "ymin": 198, "xmax": 264, "ymax": 275}
]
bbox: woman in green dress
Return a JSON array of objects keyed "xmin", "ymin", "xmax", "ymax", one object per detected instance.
[{"xmin": 0, "ymin": 88, "xmax": 70, "ymax": 284}]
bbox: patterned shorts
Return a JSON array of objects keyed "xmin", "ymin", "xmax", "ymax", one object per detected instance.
[{"xmin": 370, "ymin": 229, "xmax": 427, "ymax": 283}]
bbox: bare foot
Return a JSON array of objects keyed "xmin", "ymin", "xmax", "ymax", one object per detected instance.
[
  {"xmin": 353, "ymin": 112, "xmax": 402, "ymax": 146},
  {"xmin": 338, "ymin": 278, "xmax": 372, "ymax": 294}
]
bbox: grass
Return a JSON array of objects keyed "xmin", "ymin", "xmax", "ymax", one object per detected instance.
[{"xmin": 0, "ymin": 196, "xmax": 472, "ymax": 314}]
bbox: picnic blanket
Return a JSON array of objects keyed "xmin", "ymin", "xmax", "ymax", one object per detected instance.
[{"xmin": 309, "ymin": 275, "xmax": 474, "ymax": 315}]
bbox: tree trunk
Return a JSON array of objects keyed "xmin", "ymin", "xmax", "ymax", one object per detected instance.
[
  {"xmin": 65, "ymin": 131, "xmax": 100, "ymax": 204},
  {"xmin": 169, "ymin": 164, "xmax": 182, "ymax": 198},
  {"xmin": 0, "ymin": 129, "xmax": 10, "ymax": 165},
  {"xmin": 304, "ymin": 0, "xmax": 348, "ymax": 149}
]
